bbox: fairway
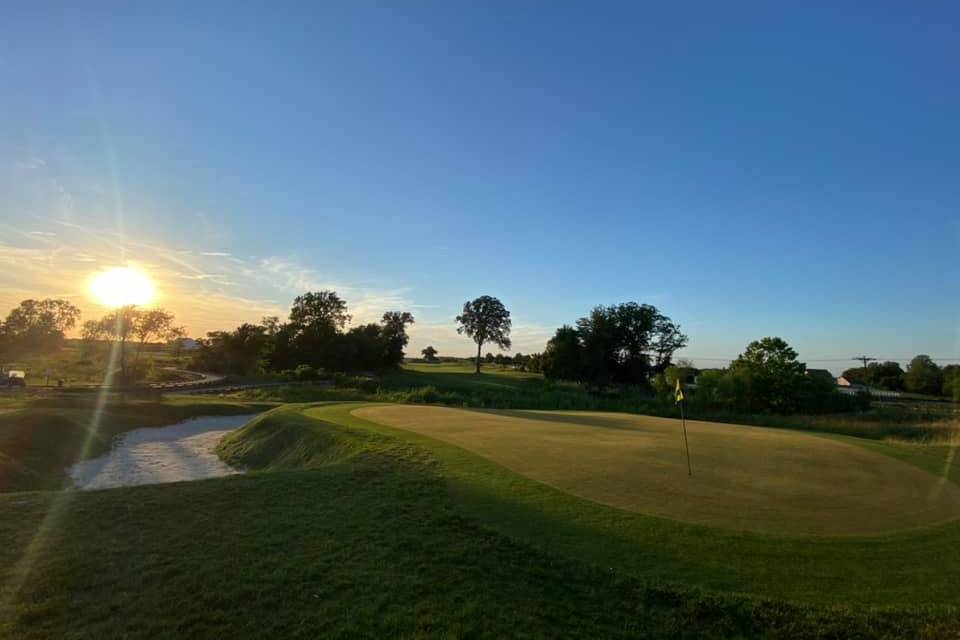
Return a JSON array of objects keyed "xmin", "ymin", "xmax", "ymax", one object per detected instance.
[{"xmin": 353, "ymin": 405, "xmax": 960, "ymax": 535}]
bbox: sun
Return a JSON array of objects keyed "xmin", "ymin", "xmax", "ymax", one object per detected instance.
[{"xmin": 89, "ymin": 267, "xmax": 157, "ymax": 308}]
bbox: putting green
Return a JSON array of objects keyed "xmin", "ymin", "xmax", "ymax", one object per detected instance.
[{"xmin": 352, "ymin": 405, "xmax": 960, "ymax": 535}]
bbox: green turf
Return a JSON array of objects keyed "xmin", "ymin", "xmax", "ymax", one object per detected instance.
[
  {"xmin": 303, "ymin": 404, "xmax": 960, "ymax": 607},
  {"xmin": 3, "ymin": 403, "xmax": 957, "ymax": 639}
]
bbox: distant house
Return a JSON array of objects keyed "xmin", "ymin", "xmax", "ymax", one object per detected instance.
[
  {"xmin": 836, "ymin": 376, "xmax": 865, "ymax": 388},
  {"xmin": 835, "ymin": 376, "xmax": 901, "ymax": 398}
]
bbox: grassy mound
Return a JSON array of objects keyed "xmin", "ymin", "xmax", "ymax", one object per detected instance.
[{"xmin": 0, "ymin": 396, "xmax": 273, "ymax": 492}]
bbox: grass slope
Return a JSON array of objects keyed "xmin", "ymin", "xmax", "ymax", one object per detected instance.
[
  {"xmin": 0, "ymin": 395, "xmax": 274, "ymax": 492},
  {"xmin": 2, "ymin": 402, "xmax": 958, "ymax": 638}
]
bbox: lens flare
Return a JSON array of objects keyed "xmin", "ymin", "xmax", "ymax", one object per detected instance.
[{"xmin": 89, "ymin": 267, "xmax": 156, "ymax": 308}]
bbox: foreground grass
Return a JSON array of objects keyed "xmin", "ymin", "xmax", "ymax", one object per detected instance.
[
  {"xmin": 0, "ymin": 395, "xmax": 274, "ymax": 492},
  {"xmin": 3, "ymin": 404, "xmax": 958, "ymax": 639}
]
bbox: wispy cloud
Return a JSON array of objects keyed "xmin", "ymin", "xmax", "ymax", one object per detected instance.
[{"xmin": 15, "ymin": 157, "xmax": 47, "ymax": 171}]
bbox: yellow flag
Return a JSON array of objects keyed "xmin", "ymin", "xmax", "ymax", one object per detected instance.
[{"xmin": 675, "ymin": 378, "xmax": 684, "ymax": 403}]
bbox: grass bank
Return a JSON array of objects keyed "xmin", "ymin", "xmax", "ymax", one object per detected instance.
[{"xmin": 0, "ymin": 395, "xmax": 274, "ymax": 492}]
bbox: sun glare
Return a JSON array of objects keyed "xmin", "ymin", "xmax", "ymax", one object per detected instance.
[{"xmin": 89, "ymin": 267, "xmax": 156, "ymax": 308}]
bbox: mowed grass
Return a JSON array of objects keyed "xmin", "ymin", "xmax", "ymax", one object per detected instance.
[
  {"xmin": 4, "ymin": 403, "xmax": 959, "ymax": 639},
  {"xmin": 311, "ymin": 403, "xmax": 960, "ymax": 607},
  {"xmin": 352, "ymin": 405, "xmax": 960, "ymax": 535}
]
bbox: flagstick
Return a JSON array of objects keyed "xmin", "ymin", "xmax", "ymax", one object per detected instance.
[{"xmin": 679, "ymin": 399, "xmax": 692, "ymax": 476}]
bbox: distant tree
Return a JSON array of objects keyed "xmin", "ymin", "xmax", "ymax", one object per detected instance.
[
  {"xmin": 86, "ymin": 306, "xmax": 141, "ymax": 381},
  {"xmin": 729, "ymin": 337, "xmax": 808, "ymax": 413},
  {"xmin": 574, "ymin": 302, "xmax": 687, "ymax": 386},
  {"xmin": 904, "ymin": 355, "xmax": 943, "ymax": 396},
  {"xmin": 1, "ymin": 298, "xmax": 81, "ymax": 354},
  {"xmin": 131, "ymin": 308, "xmax": 178, "ymax": 367},
  {"xmin": 842, "ymin": 361, "xmax": 904, "ymax": 391},
  {"xmin": 380, "ymin": 311, "xmax": 415, "ymax": 368},
  {"xmin": 287, "ymin": 291, "xmax": 351, "ymax": 369},
  {"xmin": 942, "ymin": 365, "xmax": 960, "ymax": 400},
  {"xmin": 870, "ymin": 361, "xmax": 905, "ymax": 391},
  {"xmin": 421, "ymin": 345, "xmax": 438, "ymax": 362},
  {"xmin": 484, "ymin": 352, "xmax": 496, "ymax": 364},
  {"xmin": 261, "ymin": 315, "xmax": 283, "ymax": 336},
  {"xmin": 192, "ymin": 324, "xmax": 270, "ymax": 375},
  {"xmin": 526, "ymin": 352, "xmax": 543, "ymax": 373},
  {"xmin": 456, "ymin": 296, "xmax": 512, "ymax": 374},
  {"xmin": 494, "ymin": 353, "xmax": 509, "ymax": 366},
  {"xmin": 542, "ymin": 325, "xmax": 583, "ymax": 381},
  {"xmin": 289, "ymin": 291, "xmax": 351, "ymax": 333}
]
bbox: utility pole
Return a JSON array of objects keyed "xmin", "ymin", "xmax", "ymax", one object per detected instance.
[{"xmin": 852, "ymin": 355, "xmax": 876, "ymax": 369}]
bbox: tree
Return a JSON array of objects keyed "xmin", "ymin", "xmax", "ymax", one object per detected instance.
[
  {"xmin": 572, "ymin": 302, "xmax": 687, "ymax": 386},
  {"xmin": 421, "ymin": 345, "xmax": 438, "ymax": 362},
  {"xmin": 131, "ymin": 308, "xmax": 178, "ymax": 367},
  {"xmin": 456, "ymin": 296, "xmax": 511, "ymax": 374},
  {"xmin": 289, "ymin": 291, "xmax": 351, "ymax": 333},
  {"xmin": 729, "ymin": 337, "xmax": 807, "ymax": 413},
  {"xmin": 842, "ymin": 361, "xmax": 904, "ymax": 390},
  {"xmin": 287, "ymin": 291, "xmax": 351, "ymax": 370},
  {"xmin": 942, "ymin": 365, "xmax": 960, "ymax": 400},
  {"xmin": 542, "ymin": 325, "xmax": 583, "ymax": 381},
  {"xmin": 192, "ymin": 324, "xmax": 270, "ymax": 375},
  {"xmin": 904, "ymin": 355, "xmax": 943, "ymax": 396},
  {"xmin": 1, "ymin": 298, "xmax": 81, "ymax": 354},
  {"xmin": 86, "ymin": 306, "xmax": 141, "ymax": 381},
  {"xmin": 380, "ymin": 311, "xmax": 415, "ymax": 368}
]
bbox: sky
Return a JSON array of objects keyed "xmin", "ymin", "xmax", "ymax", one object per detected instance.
[{"xmin": 1, "ymin": 2, "xmax": 958, "ymax": 372}]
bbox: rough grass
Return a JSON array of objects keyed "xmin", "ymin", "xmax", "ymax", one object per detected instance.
[
  {"xmin": 3, "ymin": 343, "xmax": 192, "ymax": 387},
  {"xmin": 3, "ymin": 403, "xmax": 959, "ymax": 638},
  {"xmin": 0, "ymin": 395, "xmax": 274, "ymax": 492}
]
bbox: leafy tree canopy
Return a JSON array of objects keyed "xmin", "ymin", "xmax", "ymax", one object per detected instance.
[{"xmin": 456, "ymin": 296, "xmax": 511, "ymax": 374}]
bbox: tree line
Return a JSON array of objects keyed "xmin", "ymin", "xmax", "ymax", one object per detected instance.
[
  {"xmin": 842, "ymin": 357, "xmax": 958, "ymax": 398},
  {"xmin": 190, "ymin": 291, "xmax": 415, "ymax": 376},
  {"xmin": 2, "ymin": 293, "xmax": 956, "ymax": 406}
]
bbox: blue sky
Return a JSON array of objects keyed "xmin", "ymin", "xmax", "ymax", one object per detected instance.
[{"xmin": 1, "ymin": 2, "xmax": 958, "ymax": 371}]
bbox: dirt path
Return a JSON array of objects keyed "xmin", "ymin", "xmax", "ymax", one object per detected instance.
[{"xmin": 68, "ymin": 414, "xmax": 257, "ymax": 490}]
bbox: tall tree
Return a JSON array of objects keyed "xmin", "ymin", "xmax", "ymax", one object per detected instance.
[
  {"xmin": 456, "ymin": 296, "xmax": 512, "ymax": 374},
  {"xmin": 87, "ymin": 306, "xmax": 141, "ymax": 380},
  {"xmin": 1, "ymin": 298, "xmax": 81, "ymax": 354},
  {"xmin": 542, "ymin": 325, "xmax": 583, "ymax": 381},
  {"xmin": 131, "ymin": 308, "xmax": 177, "ymax": 367},
  {"xmin": 729, "ymin": 337, "xmax": 807, "ymax": 413},
  {"xmin": 289, "ymin": 291, "xmax": 351, "ymax": 333},
  {"xmin": 380, "ymin": 311, "xmax": 415, "ymax": 368},
  {"xmin": 572, "ymin": 302, "xmax": 688, "ymax": 386},
  {"xmin": 421, "ymin": 345, "xmax": 438, "ymax": 362},
  {"xmin": 904, "ymin": 355, "xmax": 943, "ymax": 396}
]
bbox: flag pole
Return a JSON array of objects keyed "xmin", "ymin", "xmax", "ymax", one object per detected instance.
[{"xmin": 675, "ymin": 379, "xmax": 692, "ymax": 476}]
